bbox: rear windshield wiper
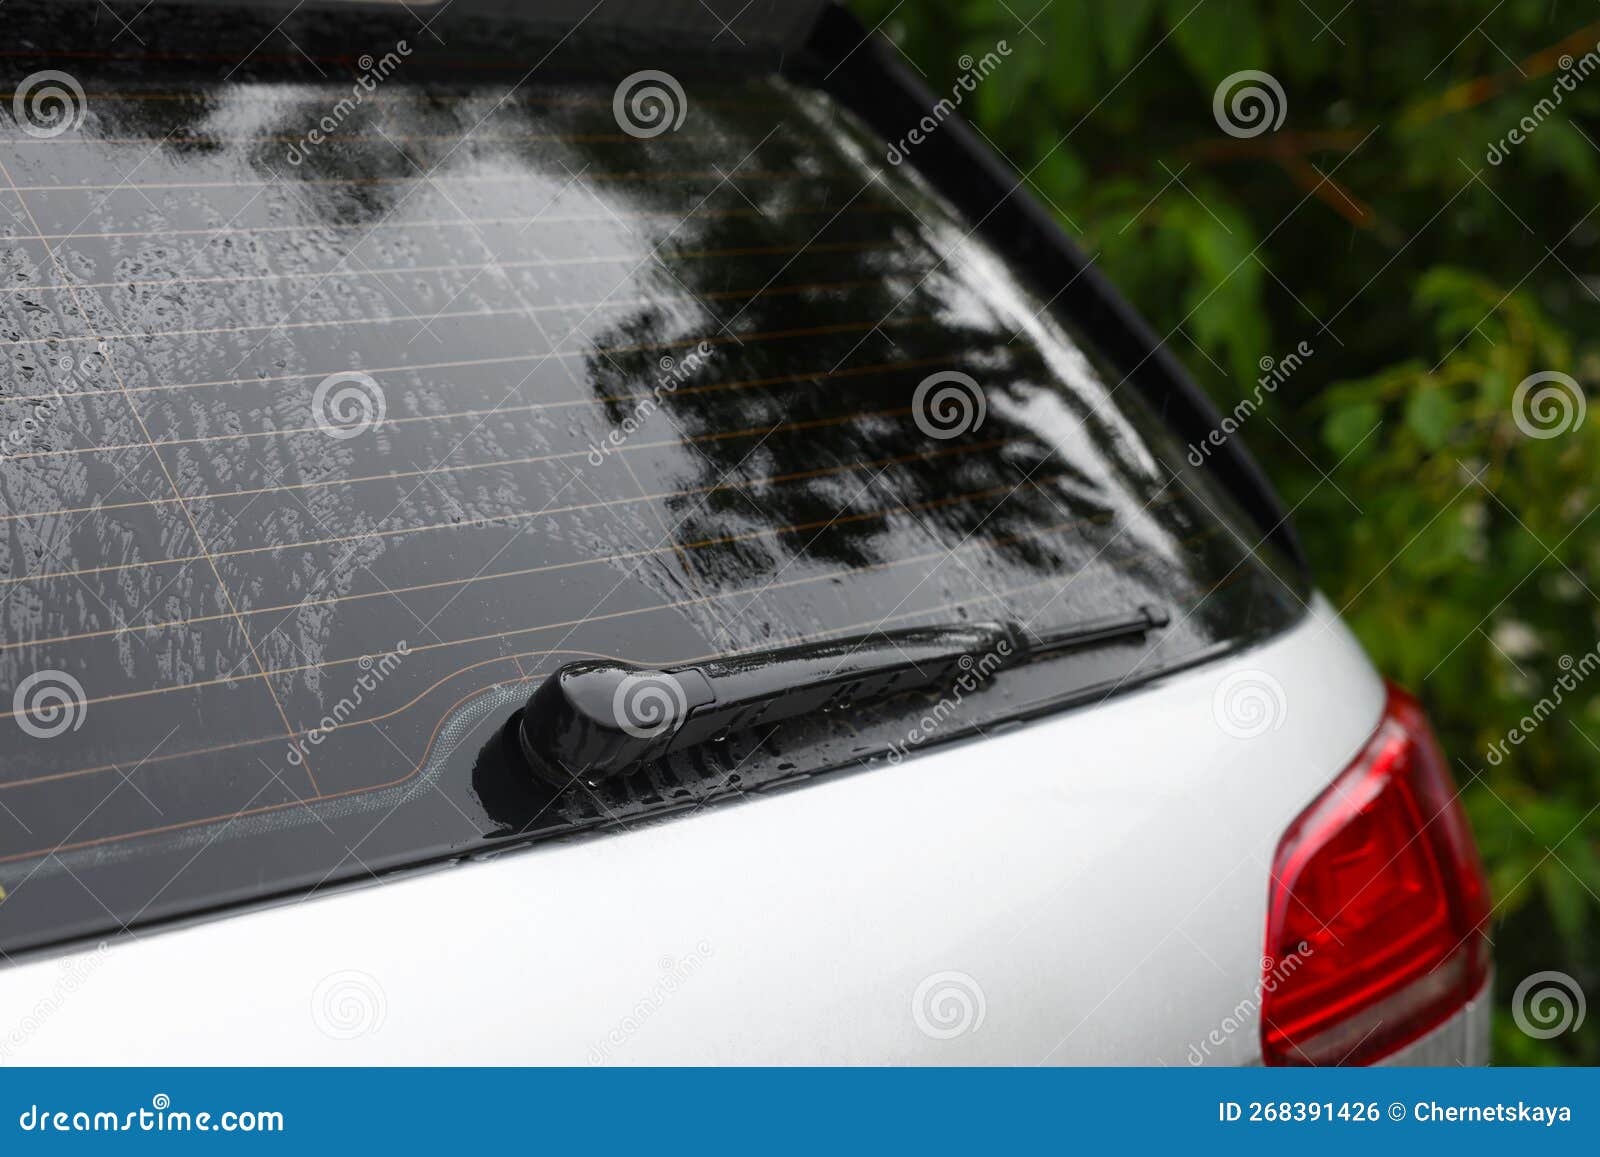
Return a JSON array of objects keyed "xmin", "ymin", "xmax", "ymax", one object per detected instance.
[{"xmin": 516, "ymin": 605, "xmax": 1169, "ymax": 787}]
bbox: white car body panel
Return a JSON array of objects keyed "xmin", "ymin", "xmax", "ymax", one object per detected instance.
[{"xmin": 0, "ymin": 595, "xmax": 1471, "ymax": 1065}]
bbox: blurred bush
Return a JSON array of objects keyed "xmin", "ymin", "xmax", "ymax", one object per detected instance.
[{"xmin": 851, "ymin": 0, "xmax": 1600, "ymax": 1063}]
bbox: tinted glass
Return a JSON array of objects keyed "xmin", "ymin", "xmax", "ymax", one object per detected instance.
[{"xmin": 0, "ymin": 0, "xmax": 1305, "ymax": 955}]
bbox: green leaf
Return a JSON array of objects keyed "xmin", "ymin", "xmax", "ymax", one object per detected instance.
[
  {"xmin": 1323, "ymin": 400, "xmax": 1382, "ymax": 459},
  {"xmin": 1404, "ymin": 386, "xmax": 1455, "ymax": 450},
  {"xmin": 1097, "ymin": 0, "xmax": 1159, "ymax": 73},
  {"xmin": 1166, "ymin": 0, "xmax": 1267, "ymax": 86},
  {"xmin": 1272, "ymin": 0, "xmax": 1337, "ymax": 80},
  {"xmin": 1045, "ymin": 2, "xmax": 1100, "ymax": 108},
  {"xmin": 974, "ymin": 40, "xmax": 1034, "ymax": 126},
  {"xmin": 1540, "ymin": 865, "xmax": 1589, "ymax": 949}
]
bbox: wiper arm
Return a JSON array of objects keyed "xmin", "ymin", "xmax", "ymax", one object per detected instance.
[{"xmin": 516, "ymin": 605, "xmax": 1169, "ymax": 787}]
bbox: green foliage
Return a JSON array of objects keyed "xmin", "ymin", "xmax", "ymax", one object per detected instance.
[{"xmin": 853, "ymin": 0, "xmax": 1600, "ymax": 1062}]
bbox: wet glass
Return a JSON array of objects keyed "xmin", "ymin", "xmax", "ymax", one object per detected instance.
[{"xmin": 0, "ymin": 0, "xmax": 1305, "ymax": 955}]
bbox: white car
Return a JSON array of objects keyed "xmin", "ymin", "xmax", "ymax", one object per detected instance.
[{"xmin": 0, "ymin": 0, "xmax": 1489, "ymax": 1066}]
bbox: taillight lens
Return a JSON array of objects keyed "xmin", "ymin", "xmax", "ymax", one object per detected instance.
[{"xmin": 1260, "ymin": 682, "xmax": 1490, "ymax": 1066}]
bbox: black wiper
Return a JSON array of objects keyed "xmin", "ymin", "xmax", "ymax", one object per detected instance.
[{"xmin": 516, "ymin": 605, "xmax": 1169, "ymax": 787}]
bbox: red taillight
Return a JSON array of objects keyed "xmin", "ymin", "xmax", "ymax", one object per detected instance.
[{"xmin": 1260, "ymin": 682, "xmax": 1490, "ymax": 1066}]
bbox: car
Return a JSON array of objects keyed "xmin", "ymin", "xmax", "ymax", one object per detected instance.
[{"xmin": 0, "ymin": 0, "xmax": 1489, "ymax": 1065}]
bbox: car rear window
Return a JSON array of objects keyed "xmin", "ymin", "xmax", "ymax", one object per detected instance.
[{"xmin": 0, "ymin": 0, "xmax": 1307, "ymax": 955}]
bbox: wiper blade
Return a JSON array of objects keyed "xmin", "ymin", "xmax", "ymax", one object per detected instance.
[{"xmin": 516, "ymin": 605, "xmax": 1169, "ymax": 787}]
